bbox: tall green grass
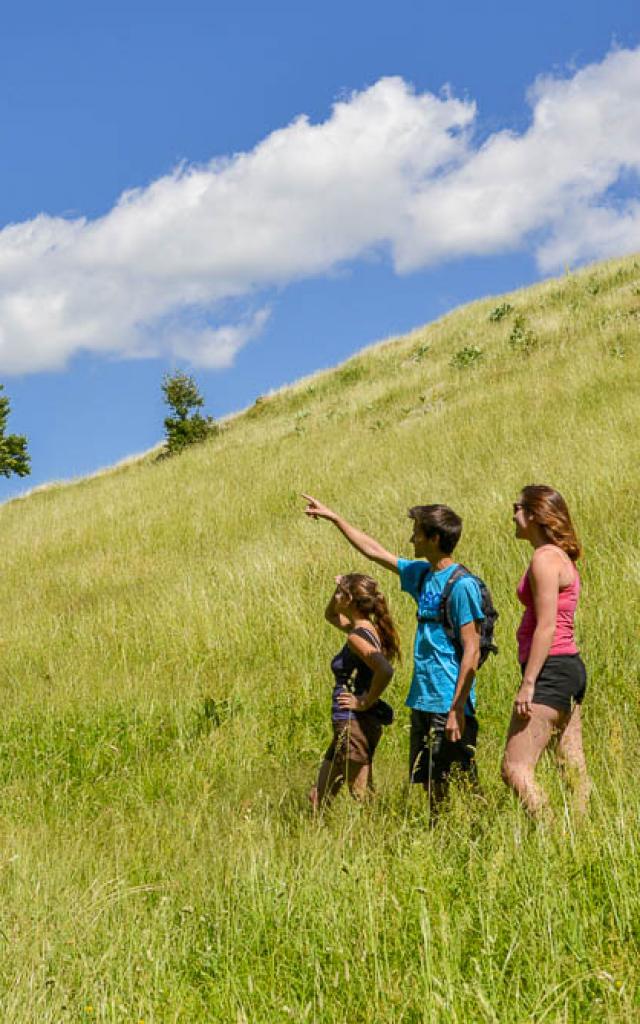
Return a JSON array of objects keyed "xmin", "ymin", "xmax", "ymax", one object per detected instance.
[{"xmin": 1, "ymin": 254, "xmax": 639, "ymax": 1021}]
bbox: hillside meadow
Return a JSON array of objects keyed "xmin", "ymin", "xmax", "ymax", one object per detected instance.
[{"xmin": 1, "ymin": 254, "xmax": 639, "ymax": 1022}]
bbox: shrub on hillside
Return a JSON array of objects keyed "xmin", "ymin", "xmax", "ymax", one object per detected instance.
[
  {"xmin": 161, "ymin": 371, "xmax": 219, "ymax": 457},
  {"xmin": 508, "ymin": 314, "xmax": 538, "ymax": 354},
  {"xmin": 450, "ymin": 345, "xmax": 483, "ymax": 369},
  {"xmin": 488, "ymin": 302, "xmax": 514, "ymax": 322},
  {"xmin": 337, "ymin": 362, "xmax": 364, "ymax": 386},
  {"xmin": 408, "ymin": 341, "xmax": 431, "ymax": 362},
  {"xmin": 0, "ymin": 384, "xmax": 30, "ymax": 479}
]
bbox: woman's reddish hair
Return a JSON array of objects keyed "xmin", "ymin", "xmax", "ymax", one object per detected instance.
[{"xmin": 521, "ymin": 485, "xmax": 582, "ymax": 561}]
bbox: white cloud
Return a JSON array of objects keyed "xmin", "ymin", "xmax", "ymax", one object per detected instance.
[
  {"xmin": 0, "ymin": 47, "xmax": 639, "ymax": 374},
  {"xmin": 165, "ymin": 308, "xmax": 271, "ymax": 369},
  {"xmin": 394, "ymin": 47, "xmax": 640, "ymax": 270},
  {"xmin": 536, "ymin": 202, "xmax": 640, "ymax": 271}
]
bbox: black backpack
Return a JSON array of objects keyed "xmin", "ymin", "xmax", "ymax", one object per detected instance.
[{"xmin": 417, "ymin": 564, "xmax": 498, "ymax": 668}]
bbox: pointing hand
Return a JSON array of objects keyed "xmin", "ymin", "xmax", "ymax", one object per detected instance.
[{"xmin": 302, "ymin": 494, "xmax": 338, "ymax": 522}]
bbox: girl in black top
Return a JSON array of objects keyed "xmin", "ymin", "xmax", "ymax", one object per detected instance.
[{"xmin": 309, "ymin": 573, "xmax": 400, "ymax": 811}]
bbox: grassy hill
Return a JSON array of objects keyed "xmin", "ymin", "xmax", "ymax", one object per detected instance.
[{"xmin": 1, "ymin": 254, "xmax": 639, "ymax": 1022}]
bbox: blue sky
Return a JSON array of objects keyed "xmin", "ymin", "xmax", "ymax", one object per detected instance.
[{"xmin": 1, "ymin": 0, "xmax": 638, "ymax": 499}]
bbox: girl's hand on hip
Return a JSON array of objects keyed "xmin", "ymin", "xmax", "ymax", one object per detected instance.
[{"xmin": 337, "ymin": 691, "xmax": 364, "ymax": 712}]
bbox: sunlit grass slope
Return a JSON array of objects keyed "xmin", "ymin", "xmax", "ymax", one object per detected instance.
[{"xmin": 1, "ymin": 255, "xmax": 639, "ymax": 1023}]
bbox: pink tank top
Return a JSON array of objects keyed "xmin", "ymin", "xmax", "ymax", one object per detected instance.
[{"xmin": 516, "ymin": 561, "xmax": 580, "ymax": 664}]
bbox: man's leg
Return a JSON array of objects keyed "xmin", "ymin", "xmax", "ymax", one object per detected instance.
[
  {"xmin": 408, "ymin": 712, "xmax": 452, "ymax": 809},
  {"xmin": 408, "ymin": 712, "xmax": 450, "ymax": 811},
  {"xmin": 423, "ymin": 714, "xmax": 479, "ymax": 807},
  {"xmin": 422, "ymin": 719, "xmax": 448, "ymax": 810},
  {"xmin": 409, "ymin": 709, "xmax": 431, "ymax": 786}
]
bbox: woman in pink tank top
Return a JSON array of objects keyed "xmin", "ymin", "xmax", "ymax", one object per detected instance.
[{"xmin": 501, "ymin": 485, "xmax": 590, "ymax": 820}]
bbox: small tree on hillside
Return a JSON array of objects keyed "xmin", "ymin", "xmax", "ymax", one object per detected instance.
[
  {"xmin": 162, "ymin": 371, "xmax": 217, "ymax": 456},
  {"xmin": 0, "ymin": 384, "xmax": 30, "ymax": 479}
]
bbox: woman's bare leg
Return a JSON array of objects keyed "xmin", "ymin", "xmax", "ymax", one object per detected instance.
[
  {"xmin": 556, "ymin": 704, "xmax": 591, "ymax": 817},
  {"xmin": 309, "ymin": 758, "xmax": 344, "ymax": 812},
  {"xmin": 502, "ymin": 704, "xmax": 566, "ymax": 818},
  {"xmin": 347, "ymin": 761, "xmax": 372, "ymax": 801}
]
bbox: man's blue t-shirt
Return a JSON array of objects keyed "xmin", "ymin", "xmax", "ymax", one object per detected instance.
[{"xmin": 398, "ymin": 559, "xmax": 485, "ymax": 715}]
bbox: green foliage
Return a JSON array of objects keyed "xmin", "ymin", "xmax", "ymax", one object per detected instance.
[
  {"xmin": 161, "ymin": 371, "xmax": 218, "ymax": 456},
  {"xmin": 336, "ymin": 361, "xmax": 365, "ymax": 385},
  {"xmin": 246, "ymin": 394, "xmax": 270, "ymax": 418},
  {"xmin": 0, "ymin": 383, "xmax": 30, "ymax": 478},
  {"xmin": 508, "ymin": 313, "xmax": 538, "ymax": 353},
  {"xmin": 585, "ymin": 276, "xmax": 602, "ymax": 296},
  {"xmin": 409, "ymin": 341, "xmax": 431, "ymax": 362},
  {"xmin": 293, "ymin": 409, "xmax": 311, "ymax": 436},
  {"xmin": 450, "ymin": 344, "xmax": 483, "ymax": 368},
  {"xmin": 488, "ymin": 302, "xmax": 514, "ymax": 322}
]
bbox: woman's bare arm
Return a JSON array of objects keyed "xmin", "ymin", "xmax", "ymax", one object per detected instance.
[
  {"xmin": 336, "ymin": 633, "xmax": 394, "ymax": 711},
  {"xmin": 324, "ymin": 592, "xmax": 351, "ymax": 632},
  {"xmin": 515, "ymin": 548, "xmax": 560, "ymax": 717}
]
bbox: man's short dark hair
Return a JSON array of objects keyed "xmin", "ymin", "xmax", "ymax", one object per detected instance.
[{"xmin": 408, "ymin": 504, "xmax": 462, "ymax": 555}]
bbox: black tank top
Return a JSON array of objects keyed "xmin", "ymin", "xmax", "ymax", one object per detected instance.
[{"xmin": 330, "ymin": 626, "xmax": 380, "ymax": 722}]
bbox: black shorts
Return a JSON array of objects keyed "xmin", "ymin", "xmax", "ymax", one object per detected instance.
[
  {"xmin": 409, "ymin": 710, "xmax": 479, "ymax": 786},
  {"xmin": 522, "ymin": 654, "xmax": 587, "ymax": 714}
]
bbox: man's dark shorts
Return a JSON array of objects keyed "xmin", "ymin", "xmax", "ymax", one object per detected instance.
[{"xmin": 409, "ymin": 709, "xmax": 479, "ymax": 786}]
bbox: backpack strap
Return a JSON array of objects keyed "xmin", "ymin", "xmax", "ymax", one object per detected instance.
[
  {"xmin": 438, "ymin": 565, "xmax": 472, "ymax": 635},
  {"xmin": 440, "ymin": 565, "xmax": 499, "ymax": 658},
  {"xmin": 416, "ymin": 563, "xmax": 468, "ymax": 629},
  {"xmin": 417, "ymin": 563, "xmax": 498, "ymax": 673}
]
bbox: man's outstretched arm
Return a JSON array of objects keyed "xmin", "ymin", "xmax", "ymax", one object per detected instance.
[{"xmin": 302, "ymin": 494, "xmax": 399, "ymax": 574}]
